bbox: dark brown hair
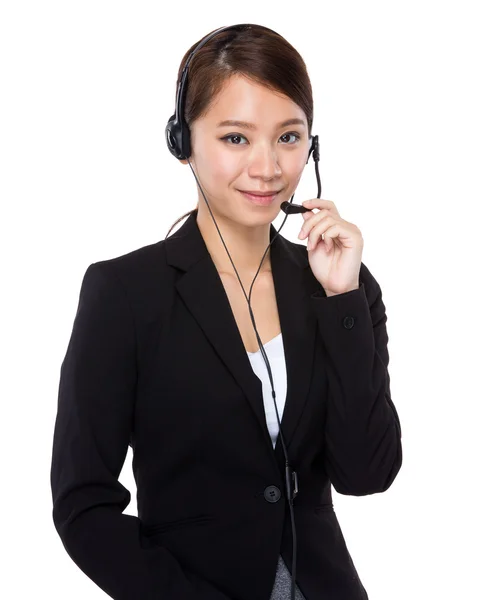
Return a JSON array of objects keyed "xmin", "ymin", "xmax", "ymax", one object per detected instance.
[{"xmin": 165, "ymin": 24, "xmax": 314, "ymax": 238}]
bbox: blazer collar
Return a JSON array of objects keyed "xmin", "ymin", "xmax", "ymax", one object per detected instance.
[{"xmin": 163, "ymin": 209, "xmax": 321, "ymax": 471}]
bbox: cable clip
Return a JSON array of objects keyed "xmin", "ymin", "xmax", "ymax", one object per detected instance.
[
  {"xmin": 285, "ymin": 465, "xmax": 299, "ymax": 501},
  {"xmin": 291, "ymin": 470, "xmax": 299, "ymax": 500}
]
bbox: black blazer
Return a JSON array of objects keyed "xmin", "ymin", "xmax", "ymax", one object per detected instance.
[{"xmin": 50, "ymin": 209, "xmax": 402, "ymax": 600}]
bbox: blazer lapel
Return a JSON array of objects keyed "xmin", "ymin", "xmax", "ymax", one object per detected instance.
[{"xmin": 163, "ymin": 210, "xmax": 321, "ymax": 470}]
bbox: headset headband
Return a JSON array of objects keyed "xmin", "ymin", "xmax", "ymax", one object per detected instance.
[{"xmin": 165, "ymin": 24, "xmax": 315, "ymax": 161}]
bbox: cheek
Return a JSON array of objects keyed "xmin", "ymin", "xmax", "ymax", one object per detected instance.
[
  {"xmin": 279, "ymin": 149, "xmax": 306, "ymax": 173},
  {"xmin": 214, "ymin": 158, "xmax": 239, "ymax": 180},
  {"xmin": 286, "ymin": 158, "xmax": 307, "ymax": 187},
  {"xmin": 199, "ymin": 143, "xmax": 239, "ymax": 180}
]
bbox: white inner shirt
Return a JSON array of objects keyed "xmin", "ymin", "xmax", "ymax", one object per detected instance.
[{"xmin": 246, "ymin": 333, "xmax": 287, "ymax": 449}]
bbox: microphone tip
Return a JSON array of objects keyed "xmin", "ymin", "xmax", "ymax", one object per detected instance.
[{"xmin": 280, "ymin": 201, "xmax": 310, "ymax": 214}]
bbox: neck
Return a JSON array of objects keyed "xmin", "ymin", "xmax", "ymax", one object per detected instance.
[{"xmin": 195, "ymin": 204, "xmax": 273, "ymax": 278}]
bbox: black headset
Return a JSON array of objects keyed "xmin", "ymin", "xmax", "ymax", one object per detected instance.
[{"xmin": 165, "ymin": 23, "xmax": 322, "ymax": 600}]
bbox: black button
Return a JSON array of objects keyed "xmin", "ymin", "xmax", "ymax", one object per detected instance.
[
  {"xmin": 343, "ymin": 316, "xmax": 355, "ymax": 329},
  {"xmin": 264, "ymin": 485, "xmax": 281, "ymax": 503}
]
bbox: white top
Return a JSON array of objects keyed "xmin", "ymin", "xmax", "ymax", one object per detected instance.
[{"xmin": 246, "ymin": 333, "xmax": 287, "ymax": 449}]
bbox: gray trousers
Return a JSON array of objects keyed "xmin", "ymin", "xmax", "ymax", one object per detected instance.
[{"xmin": 269, "ymin": 554, "xmax": 307, "ymax": 600}]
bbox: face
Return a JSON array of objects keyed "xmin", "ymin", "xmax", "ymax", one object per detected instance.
[{"xmin": 181, "ymin": 74, "xmax": 310, "ymax": 225}]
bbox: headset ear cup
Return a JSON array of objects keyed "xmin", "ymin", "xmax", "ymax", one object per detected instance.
[
  {"xmin": 165, "ymin": 116, "xmax": 178, "ymax": 157},
  {"xmin": 165, "ymin": 115, "xmax": 184, "ymax": 160},
  {"xmin": 180, "ymin": 120, "xmax": 191, "ymax": 160},
  {"xmin": 306, "ymin": 135, "xmax": 314, "ymax": 164},
  {"xmin": 306, "ymin": 135, "xmax": 319, "ymax": 164},
  {"xmin": 165, "ymin": 114, "xmax": 191, "ymax": 160}
]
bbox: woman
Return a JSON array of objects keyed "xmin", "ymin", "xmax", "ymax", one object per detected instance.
[{"xmin": 50, "ymin": 24, "xmax": 402, "ymax": 600}]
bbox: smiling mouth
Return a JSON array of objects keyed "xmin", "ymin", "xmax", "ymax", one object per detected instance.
[
  {"xmin": 239, "ymin": 190, "xmax": 280, "ymax": 202},
  {"xmin": 238, "ymin": 190, "xmax": 282, "ymax": 196}
]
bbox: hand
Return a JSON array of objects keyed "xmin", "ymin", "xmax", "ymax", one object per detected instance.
[{"xmin": 298, "ymin": 198, "xmax": 364, "ymax": 295}]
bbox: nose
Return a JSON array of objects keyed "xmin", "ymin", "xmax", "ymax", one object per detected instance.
[{"xmin": 247, "ymin": 142, "xmax": 282, "ymax": 179}]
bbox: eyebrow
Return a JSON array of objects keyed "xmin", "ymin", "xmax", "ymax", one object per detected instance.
[{"xmin": 216, "ymin": 118, "xmax": 306, "ymax": 130}]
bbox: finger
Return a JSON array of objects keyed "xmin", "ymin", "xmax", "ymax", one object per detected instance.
[
  {"xmin": 303, "ymin": 198, "xmax": 340, "ymax": 217},
  {"xmin": 308, "ymin": 216, "xmax": 337, "ymax": 250},
  {"xmin": 299, "ymin": 209, "xmax": 330, "ymax": 240}
]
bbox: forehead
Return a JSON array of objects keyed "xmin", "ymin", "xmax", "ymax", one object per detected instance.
[{"xmin": 204, "ymin": 74, "xmax": 305, "ymax": 126}]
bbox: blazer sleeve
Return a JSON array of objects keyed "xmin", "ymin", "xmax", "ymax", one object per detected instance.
[
  {"xmin": 310, "ymin": 262, "xmax": 402, "ymax": 496},
  {"xmin": 50, "ymin": 262, "xmax": 231, "ymax": 600}
]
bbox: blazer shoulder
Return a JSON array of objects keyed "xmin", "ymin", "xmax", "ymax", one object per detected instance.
[
  {"xmin": 78, "ymin": 239, "xmax": 172, "ymax": 320},
  {"xmin": 88, "ymin": 238, "xmax": 167, "ymax": 287},
  {"xmin": 93, "ymin": 238, "xmax": 165, "ymax": 271}
]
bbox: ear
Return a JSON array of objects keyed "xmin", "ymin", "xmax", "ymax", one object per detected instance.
[{"xmin": 179, "ymin": 158, "xmax": 189, "ymax": 165}]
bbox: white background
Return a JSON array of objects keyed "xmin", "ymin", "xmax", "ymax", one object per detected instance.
[{"xmin": 1, "ymin": 1, "xmax": 501, "ymax": 598}]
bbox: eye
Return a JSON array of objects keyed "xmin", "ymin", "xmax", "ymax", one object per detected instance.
[
  {"xmin": 220, "ymin": 134, "xmax": 247, "ymax": 145},
  {"xmin": 220, "ymin": 132, "xmax": 302, "ymax": 146},
  {"xmin": 279, "ymin": 132, "xmax": 302, "ymax": 144}
]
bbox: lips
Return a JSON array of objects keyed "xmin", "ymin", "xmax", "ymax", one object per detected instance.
[
  {"xmin": 239, "ymin": 190, "xmax": 279, "ymax": 206},
  {"xmin": 239, "ymin": 190, "xmax": 281, "ymax": 196}
]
